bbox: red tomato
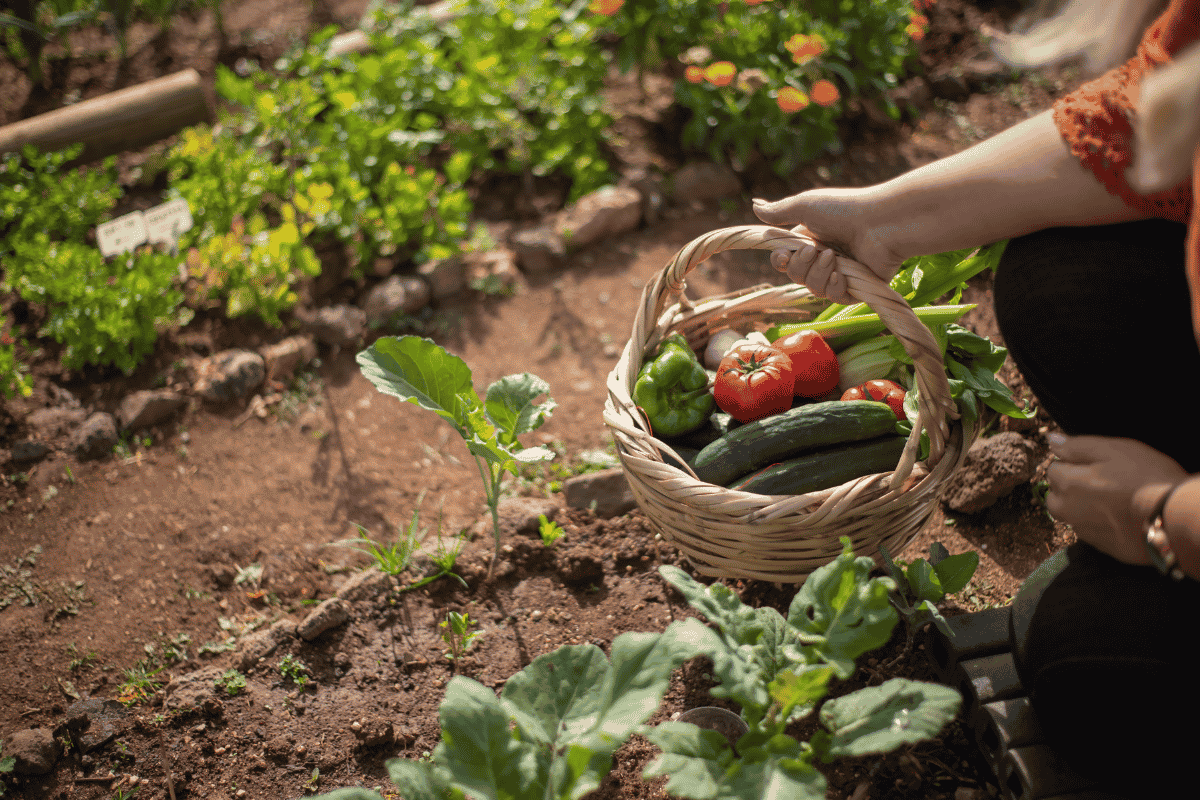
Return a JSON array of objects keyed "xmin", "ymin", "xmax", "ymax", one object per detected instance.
[
  {"xmin": 841, "ymin": 379, "xmax": 906, "ymax": 420},
  {"xmin": 714, "ymin": 343, "xmax": 795, "ymax": 422},
  {"xmin": 772, "ymin": 329, "xmax": 840, "ymax": 398}
]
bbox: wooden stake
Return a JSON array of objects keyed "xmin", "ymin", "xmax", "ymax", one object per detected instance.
[{"xmin": 0, "ymin": 69, "xmax": 213, "ymax": 164}]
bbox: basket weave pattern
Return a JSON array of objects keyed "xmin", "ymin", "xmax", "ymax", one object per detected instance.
[{"xmin": 603, "ymin": 226, "xmax": 977, "ymax": 582}]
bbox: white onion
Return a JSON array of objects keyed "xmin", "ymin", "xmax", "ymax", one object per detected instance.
[{"xmin": 704, "ymin": 329, "xmax": 742, "ymax": 370}]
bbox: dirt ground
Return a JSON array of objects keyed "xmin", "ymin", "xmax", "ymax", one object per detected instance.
[{"xmin": 1, "ymin": 1, "xmax": 1086, "ymax": 798}]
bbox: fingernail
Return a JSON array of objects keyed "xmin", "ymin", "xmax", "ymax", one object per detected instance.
[
  {"xmin": 752, "ymin": 198, "xmax": 768, "ymax": 208},
  {"xmin": 1047, "ymin": 431, "xmax": 1066, "ymax": 446}
]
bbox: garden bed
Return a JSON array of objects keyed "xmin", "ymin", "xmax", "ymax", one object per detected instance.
[{"xmin": 1, "ymin": 1, "xmax": 1086, "ymax": 797}]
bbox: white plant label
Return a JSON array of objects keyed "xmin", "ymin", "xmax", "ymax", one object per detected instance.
[
  {"xmin": 144, "ymin": 198, "xmax": 193, "ymax": 245},
  {"xmin": 96, "ymin": 212, "xmax": 148, "ymax": 257}
]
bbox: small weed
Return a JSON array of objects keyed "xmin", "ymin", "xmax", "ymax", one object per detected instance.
[
  {"xmin": 304, "ymin": 766, "xmax": 321, "ymax": 794},
  {"xmin": 233, "ymin": 563, "xmax": 263, "ymax": 590},
  {"xmin": 214, "ymin": 669, "xmax": 247, "ymax": 697},
  {"xmin": 440, "ymin": 611, "xmax": 480, "ymax": 667},
  {"xmin": 1032, "ymin": 479, "xmax": 1055, "ymax": 522},
  {"xmin": 538, "ymin": 514, "xmax": 565, "ymax": 547},
  {"xmin": 278, "ymin": 654, "xmax": 310, "ymax": 688},
  {"xmin": 0, "ymin": 742, "xmax": 13, "ymax": 795},
  {"xmin": 327, "ymin": 492, "xmax": 427, "ymax": 577},
  {"xmin": 66, "ymin": 642, "xmax": 98, "ymax": 672},
  {"xmin": 116, "ymin": 661, "xmax": 164, "ymax": 707}
]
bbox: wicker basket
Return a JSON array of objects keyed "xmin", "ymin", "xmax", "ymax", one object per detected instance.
[{"xmin": 603, "ymin": 225, "xmax": 978, "ymax": 583}]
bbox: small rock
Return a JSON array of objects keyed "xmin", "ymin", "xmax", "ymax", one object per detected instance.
[
  {"xmin": 3, "ymin": 728, "xmax": 57, "ymax": 775},
  {"xmin": 117, "ymin": 389, "xmax": 187, "ymax": 432},
  {"xmin": 563, "ymin": 467, "xmax": 637, "ymax": 518},
  {"xmin": 192, "ymin": 349, "xmax": 265, "ymax": 404},
  {"xmin": 510, "ymin": 225, "xmax": 566, "ymax": 274},
  {"xmin": 297, "ymin": 597, "xmax": 351, "ymax": 641},
  {"xmin": 335, "ymin": 566, "xmax": 395, "ymax": 603},
  {"xmin": 416, "ymin": 256, "xmax": 466, "ymax": 299},
  {"xmin": 943, "ymin": 432, "xmax": 1040, "ymax": 514},
  {"xmin": 10, "ymin": 438, "xmax": 52, "ymax": 465},
  {"xmin": 258, "ymin": 336, "xmax": 317, "ymax": 384},
  {"xmin": 25, "ymin": 407, "xmax": 88, "ymax": 439},
  {"xmin": 233, "ymin": 617, "xmax": 297, "ymax": 671},
  {"xmin": 65, "ymin": 697, "xmax": 127, "ymax": 754},
  {"xmin": 295, "ymin": 305, "xmax": 367, "ymax": 349},
  {"xmin": 165, "ymin": 665, "xmax": 227, "ymax": 712},
  {"xmin": 555, "ymin": 185, "xmax": 642, "ymax": 248},
  {"xmin": 208, "ymin": 562, "xmax": 238, "ymax": 587},
  {"xmin": 361, "ymin": 275, "xmax": 431, "ymax": 326},
  {"xmin": 464, "ymin": 249, "xmax": 521, "ymax": 295},
  {"xmin": 669, "ymin": 161, "xmax": 742, "ymax": 204},
  {"xmin": 71, "ymin": 412, "xmax": 118, "ymax": 461}
]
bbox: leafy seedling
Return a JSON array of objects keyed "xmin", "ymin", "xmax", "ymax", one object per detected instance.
[
  {"xmin": 279, "ymin": 654, "xmax": 310, "ymax": 688},
  {"xmin": 358, "ymin": 335, "xmax": 556, "ymax": 575},
  {"xmin": 879, "ymin": 541, "xmax": 979, "ymax": 651},
  {"xmin": 214, "ymin": 669, "xmax": 247, "ymax": 697},
  {"xmin": 439, "ymin": 611, "xmax": 480, "ymax": 668},
  {"xmin": 327, "ymin": 492, "xmax": 428, "ymax": 576},
  {"xmin": 538, "ymin": 513, "xmax": 565, "ymax": 547}
]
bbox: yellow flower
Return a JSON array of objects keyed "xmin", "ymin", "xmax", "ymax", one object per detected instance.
[
  {"xmin": 685, "ymin": 65, "xmax": 705, "ymax": 84},
  {"xmin": 589, "ymin": 0, "xmax": 623, "ymax": 15},
  {"xmin": 811, "ymin": 79, "xmax": 839, "ymax": 107},
  {"xmin": 785, "ymin": 33, "xmax": 825, "ymax": 65},
  {"xmin": 704, "ymin": 61, "xmax": 737, "ymax": 87},
  {"xmin": 776, "ymin": 86, "xmax": 809, "ymax": 113}
]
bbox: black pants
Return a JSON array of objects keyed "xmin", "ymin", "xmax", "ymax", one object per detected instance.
[{"xmin": 993, "ymin": 219, "xmax": 1200, "ymax": 795}]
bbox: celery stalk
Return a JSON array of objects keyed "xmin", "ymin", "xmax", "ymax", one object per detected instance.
[{"xmin": 769, "ymin": 303, "xmax": 976, "ymax": 346}]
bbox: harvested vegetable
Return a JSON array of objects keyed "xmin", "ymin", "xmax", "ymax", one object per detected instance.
[
  {"xmin": 772, "ymin": 328, "xmax": 840, "ymax": 397},
  {"xmin": 713, "ymin": 342, "xmax": 794, "ymax": 423},
  {"xmin": 842, "ymin": 379, "xmax": 906, "ymax": 421},
  {"xmin": 633, "ymin": 334, "xmax": 715, "ymax": 437}
]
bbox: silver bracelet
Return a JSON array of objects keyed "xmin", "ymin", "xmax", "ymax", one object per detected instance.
[{"xmin": 1145, "ymin": 483, "xmax": 1186, "ymax": 581}]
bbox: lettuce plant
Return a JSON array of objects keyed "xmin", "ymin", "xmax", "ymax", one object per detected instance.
[{"xmin": 311, "ymin": 539, "xmax": 961, "ymax": 800}]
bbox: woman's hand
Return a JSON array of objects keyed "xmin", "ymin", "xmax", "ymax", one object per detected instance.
[
  {"xmin": 1046, "ymin": 432, "xmax": 1189, "ymax": 564},
  {"xmin": 752, "ymin": 188, "xmax": 905, "ymax": 304}
]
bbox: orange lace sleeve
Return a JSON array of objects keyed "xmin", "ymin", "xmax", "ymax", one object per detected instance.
[{"xmin": 1051, "ymin": 0, "xmax": 1199, "ymax": 224}]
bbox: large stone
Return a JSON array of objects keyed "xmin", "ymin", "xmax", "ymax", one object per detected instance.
[
  {"xmin": 3, "ymin": 727, "xmax": 57, "ymax": 775},
  {"xmin": 71, "ymin": 412, "xmax": 118, "ymax": 461},
  {"xmin": 563, "ymin": 467, "xmax": 637, "ymax": 519},
  {"xmin": 117, "ymin": 389, "xmax": 187, "ymax": 432},
  {"xmin": 510, "ymin": 225, "xmax": 566, "ymax": 274},
  {"xmin": 65, "ymin": 697, "xmax": 127, "ymax": 753},
  {"xmin": 24, "ymin": 407, "xmax": 87, "ymax": 439},
  {"xmin": 258, "ymin": 336, "xmax": 318, "ymax": 384},
  {"xmin": 416, "ymin": 256, "xmax": 466, "ymax": 299},
  {"xmin": 10, "ymin": 438, "xmax": 52, "ymax": 464},
  {"xmin": 555, "ymin": 185, "xmax": 642, "ymax": 249},
  {"xmin": 361, "ymin": 275, "xmax": 431, "ymax": 325},
  {"xmin": 943, "ymin": 432, "xmax": 1040, "ymax": 514},
  {"xmin": 295, "ymin": 305, "xmax": 367, "ymax": 348},
  {"xmin": 192, "ymin": 349, "xmax": 265, "ymax": 403},
  {"xmin": 164, "ymin": 665, "xmax": 227, "ymax": 712},
  {"xmin": 670, "ymin": 161, "xmax": 742, "ymax": 204}
]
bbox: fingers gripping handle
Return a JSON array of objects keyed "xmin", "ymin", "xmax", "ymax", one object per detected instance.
[{"xmin": 650, "ymin": 225, "xmax": 957, "ymax": 478}]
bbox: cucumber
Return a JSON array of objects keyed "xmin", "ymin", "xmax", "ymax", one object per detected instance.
[
  {"xmin": 691, "ymin": 400, "xmax": 898, "ymax": 486},
  {"xmin": 663, "ymin": 411, "xmax": 742, "ymax": 450},
  {"xmin": 729, "ymin": 435, "xmax": 908, "ymax": 495}
]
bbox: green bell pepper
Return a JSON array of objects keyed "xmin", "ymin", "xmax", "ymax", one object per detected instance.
[{"xmin": 633, "ymin": 333, "xmax": 714, "ymax": 436}]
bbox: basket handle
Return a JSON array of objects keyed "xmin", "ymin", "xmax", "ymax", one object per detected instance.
[{"xmin": 637, "ymin": 224, "xmax": 957, "ymax": 478}]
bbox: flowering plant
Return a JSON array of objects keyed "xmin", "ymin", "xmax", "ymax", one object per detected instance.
[{"xmin": 595, "ymin": 0, "xmax": 930, "ymax": 175}]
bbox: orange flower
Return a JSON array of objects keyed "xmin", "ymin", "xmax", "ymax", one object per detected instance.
[
  {"xmin": 589, "ymin": 0, "xmax": 624, "ymax": 15},
  {"xmin": 746, "ymin": 0, "xmax": 770, "ymax": 5},
  {"xmin": 704, "ymin": 61, "xmax": 737, "ymax": 87},
  {"xmin": 907, "ymin": 10, "xmax": 929, "ymax": 39},
  {"xmin": 784, "ymin": 33, "xmax": 826, "ymax": 65},
  {"xmin": 685, "ymin": 65, "xmax": 705, "ymax": 84},
  {"xmin": 776, "ymin": 86, "xmax": 809, "ymax": 113},
  {"xmin": 810, "ymin": 79, "xmax": 839, "ymax": 106}
]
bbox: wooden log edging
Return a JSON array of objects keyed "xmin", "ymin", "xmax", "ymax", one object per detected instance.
[{"xmin": 0, "ymin": 68, "xmax": 212, "ymax": 164}]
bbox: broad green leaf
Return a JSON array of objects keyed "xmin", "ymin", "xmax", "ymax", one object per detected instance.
[
  {"xmin": 816, "ymin": 678, "xmax": 961, "ymax": 759},
  {"xmin": 385, "ymin": 759, "xmax": 466, "ymax": 800},
  {"xmin": 435, "ymin": 676, "xmax": 537, "ymax": 800},
  {"xmin": 906, "ymin": 558, "xmax": 944, "ymax": 604},
  {"xmin": 485, "ymin": 373, "xmax": 556, "ymax": 445},
  {"xmin": 310, "ymin": 787, "xmax": 389, "ymax": 800},
  {"xmin": 502, "ymin": 644, "xmax": 609, "ymax": 747},
  {"xmin": 357, "ymin": 336, "xmax": 480, "ymax": 434},
  {"xmin": 721, "ymin": 736, "xmax": 826, "ymax": 800},
  {"xmin": 644, "ymin": 721, "xmax": 737, "ymax": 799},
  {"xmin": 787, "ymin": 539, "xmax": 898, "ymax": 679},
  {"xmin": 932, "ymin": 551, "xmax": 979, "ymax": 595},
  {"xmin": 767, "ymin": 666, "xmax": 833, "ymax": 721},
  {"xmin": 928, "ymin": 541, "xmax": 950, "ymax": 566}
]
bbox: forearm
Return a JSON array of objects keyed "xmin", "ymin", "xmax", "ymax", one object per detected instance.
[{"xmin": 860, "ymin": 109, "xmax": 1152, "ymax": 260}]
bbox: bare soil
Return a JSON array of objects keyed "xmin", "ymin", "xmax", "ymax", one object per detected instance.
[{"xmin": 2, "ymin": 1, "xmax": 1086, "ymax": 798}]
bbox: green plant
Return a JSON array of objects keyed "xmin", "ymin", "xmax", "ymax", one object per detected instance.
[
  {"xmin": 279, "ymin": 654, "xmax": 310, "ymax": 688},
  {"xmin": 537, "ymin": 513, "xmax": 565, "ymax": 547},
  {"xmin": 328, "ymin": 493, "xmax": 428, "ymax": 577},
  {"xmin": 311, "ymin": 539, "xmax": 960, "ymax": 800},
  {"xmin": 878, "ymin": 541, "xmax": 979, "ymax": 650},
  {"xmin": 214, "ymin": 668, "xmax": 247, "ymax": 697},
  {"xmin": 116, "ymin": 661, "xmax": 165, "ymax": 706},
  {"xmin": 0, "ymin": 0, "xmax": 97, "ymax": 86},
  {"xmin": 439, "ymin": 611, "xmax": 480, "ymax": 665},
  {"xmin": 0, "ymin": 336, "xmax": 32, "ymax": 400},
  {"xmin": 0, "ymin": 740, "xmax": 15, "ymax": 797},
  {"xmin": 358, "ymin": 335, "xmax": 556, "ymax": 572}
]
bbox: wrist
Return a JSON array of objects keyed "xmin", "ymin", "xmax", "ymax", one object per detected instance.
[{"xmin": 1144, "ymin": 475, "xmax": 1200, "ymax": 580}]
